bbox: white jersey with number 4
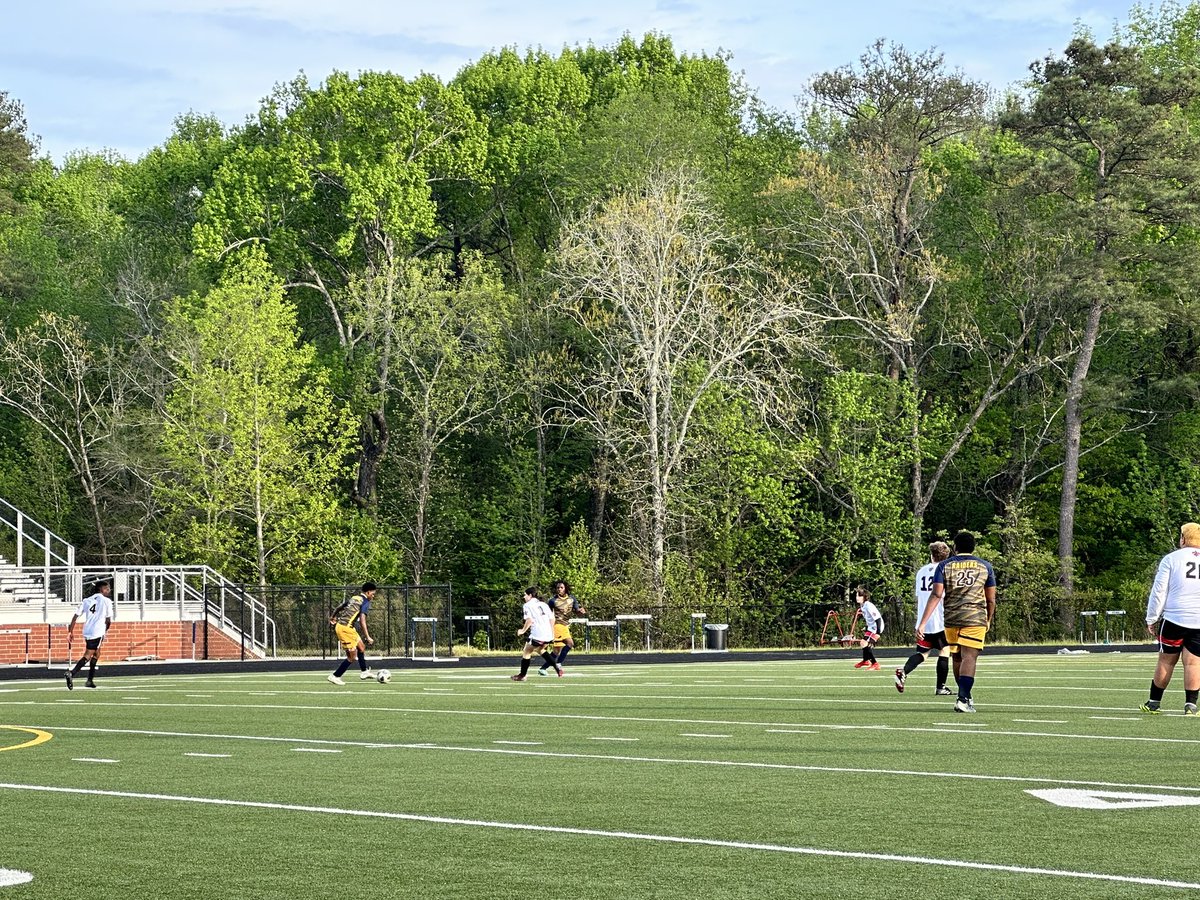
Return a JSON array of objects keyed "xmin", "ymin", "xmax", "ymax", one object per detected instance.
[
  {"xmin": 1147, "ymin": 547, "xmax": 1200, "ymax": 629},
  {"xmin": 915, "ymin": 562, "xmax": 944, "ymax": 632},
  {"xmin": 76, "ymin": 592, "xmax": 113, "ymax": 640},
  {"xmin": 522, "ymin": 598, "xmax": 555, "ymax": 643}
]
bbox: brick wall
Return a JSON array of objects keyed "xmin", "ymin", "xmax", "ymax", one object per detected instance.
[{"xmin": 0, "ymin": 620, "xmax": 249, "ymax": 664}]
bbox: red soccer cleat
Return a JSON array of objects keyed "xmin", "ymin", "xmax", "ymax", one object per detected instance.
[
  {"xmin": 510, "ymin": 674, "xmax": 526, "ymax": 681},
  {"xmin": 869, "ymin": 662, "xmax": 880, "ymax": 671},
  {"xmin": 853, "ymin": 661, "xmax": 870, "ymax": 669},
  {"xmin": 894, "ymin": 668, "xmax": 906, "ymax": 692}
]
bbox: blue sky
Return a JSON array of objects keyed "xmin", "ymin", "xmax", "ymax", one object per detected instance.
[{"xmin": 4, "ymin": 0, "xmax": 1138, "ymax": 164}]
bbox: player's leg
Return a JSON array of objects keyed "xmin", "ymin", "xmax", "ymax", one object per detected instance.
[
  {"xmin": 935, "ymin": 647, "xmax": 951, "ymax": 694},
  {"xmin": 357, "ymin": 638, "xmax": 372, "ymax": 679},
  {"xmin": 85, "ymin": 645, "xmax": 99, "ymax": 687},
  {"xmin": 895, "ymin": 647, "xmax": 928, "ymax": 692},
  {"xmin": 1143, "ymin": 622, "xmax": 1184, "ymax": 712},
  {"xmin": 557, "ymin": 635, "xmax": 574, "ymax": 668}
]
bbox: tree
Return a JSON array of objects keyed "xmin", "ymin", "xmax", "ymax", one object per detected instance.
[
  {"xmin": 159, "ymin": 250, "xmax": 355, "ymax": 585},
  {"xmin": 1002, "ymin": 36, "xmax": 1200, "ymax": 595},
  {"xmin": 549, "ymin": 169, "xmax": 818, "ymax": 602}
]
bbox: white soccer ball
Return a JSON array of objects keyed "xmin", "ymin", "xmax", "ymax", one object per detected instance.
[{"xmin": 376, "ymin": 669, "xmax": 392, "ymax": 684}]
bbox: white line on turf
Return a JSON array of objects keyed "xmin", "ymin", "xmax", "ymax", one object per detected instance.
[
  {"xmin": 493, "ymin": 740, "xmax": 542, "ymax": 746},
  {"xmin": 33, "ymin": 724, "xmax": 1200, "ymax": 793},
  {"xmin": 16, "ymin": 700, "xmax": 1196, "ymax": 747},
  {"xmin": 0, "ymin": 781, "xmax": 1194, "ymax": 890},
  {"xmin": 589, "ymin": 737, "xmax": 638, "ymax": 742},
  {"xmin": 72, "ymin": 758, "xmax": 118, "ymax": 764},
  {"xmin": 680, "ymin": 733, "xmax": 730, "ymax": 738},
  {"xmin": 184, "ymin": 753, "xmax": 231, "ymax": 758},
  {"xmin": 931, "ymin": 722, "xmax": 988, "ymax": 727},
  {"xmin": 0, "ymin": 869, "xmax": 33, "ymax": 887},
  {"xmin": 291, "ymin": 748, "xmax": 341, "ymax": 753},
  {"xmin": 765, "ymin": 729, "xmax": 816, "ymax": 734}
]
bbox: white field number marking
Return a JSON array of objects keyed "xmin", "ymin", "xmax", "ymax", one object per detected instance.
[
  {"xmin": 0, "ymin": 869, "xmax": 33, "ymax": 887},
  {"xmin": 1029, "ymin": 789, "xmax": 1200, "ymax": 810}
]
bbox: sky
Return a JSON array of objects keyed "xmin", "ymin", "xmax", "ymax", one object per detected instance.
[{"xmin": 4, "ymin": 0, "xmax": 1141, "ymax": 165}]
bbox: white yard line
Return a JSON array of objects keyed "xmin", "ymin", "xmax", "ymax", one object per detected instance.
[
  {"xmin": 26, "ymin": 723, "xmax": 1200, "ymax": 795},
  {"xmin": 0, "ymin": 781, "xmax": 1195, "ymax": 891},
  {"xmin": 493, "ymin": 740, "xmax": 543, "ymax": 746},
  {"xmin": 184, "ymin": 753, "xmax": 231, "ymax": 758},
  {"xmin": 72, "ymin": 758, "xmax": 118, "ymax": 764},
  {"xmin": 589, "ymin": 737, "xmax": 638, "ymax": 742},
  {"xmin": 680, "ymin": 733, "xmax": 731, "ymax": 738},
  {"xmin": 291, "ymin": 748, "xmax": 341, "ymax": 753}
]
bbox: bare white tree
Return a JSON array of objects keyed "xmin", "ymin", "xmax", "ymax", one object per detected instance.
[{"xmin": 549, "ymin": 169, "xmax": 820, "ymax": 602}]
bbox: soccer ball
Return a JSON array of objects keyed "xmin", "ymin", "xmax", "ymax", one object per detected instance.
[{"xmin": 376, "ymin": 669, "xmax": 391, "ymax": 684}]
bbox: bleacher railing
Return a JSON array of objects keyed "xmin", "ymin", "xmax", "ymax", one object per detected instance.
[
  {"xmin": 0, "ymin": 497, "xmax": 74, "ymax": 583},
  {"xmin": 5, "ymin": 564, "xmax": 276, "ymax": 658}
]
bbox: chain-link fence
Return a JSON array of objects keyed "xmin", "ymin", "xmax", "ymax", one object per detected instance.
[{"xmin": 203, "ymin": 584, "xmax": 453, "ymax": 659}]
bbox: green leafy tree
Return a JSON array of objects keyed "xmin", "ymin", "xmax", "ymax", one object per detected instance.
[{"xmin": 159, "ymin": 250, "xmax": 355, "ymax": 585}]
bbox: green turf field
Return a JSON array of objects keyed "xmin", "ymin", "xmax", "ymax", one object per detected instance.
[{"xmin": 2, "ymin": 652, "xmax": 1198, "ymax": 899}]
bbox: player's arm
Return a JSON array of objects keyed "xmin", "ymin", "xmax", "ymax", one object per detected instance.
[
  {"xmin": 984, "ymin": 585, "xmax": 996, "ymax": 629},
  {"xmin": 67, "ymin": 612, "xmax": 79, "ymax": 643},
  {"xmin": 359, "ymin": 610, "xmax": 373, "ymax": 645},
  {"xmin": 517, "ymin": 616, "xmax": 533, "ymax": 637},
  {"xmin": 329, "ymin": 601, "xmax": 348, "ymax": 627},
  {"xmin": 1146, "ymin": 557, "xmax": 1171, "ymax": 637},
  {"xmin": 574, "ymin": 598, "xmax": 587, "ymax": 616},
  {"xmin": 916, "ymin": 584, "xmax": 943, "ymax": 638}
]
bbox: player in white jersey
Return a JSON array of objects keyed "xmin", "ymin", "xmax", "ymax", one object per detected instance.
[
  {"xmin": 895, "ymin": 542, "xmax": 954, "ymax": 695},
  {"xmin": 512, "ymin": 587, "xmax": 563, "ymax": 681},
  {"xmin": 852, "ymin": 586, "xmax": 884, "ymax": 670},
  {"xmin": 65, "ymin": 579, "xmax": 114, "ymax": 690},
  {"xmin": 1140, "ymin": 522, "xmax": 1200, "ymax": 715}
]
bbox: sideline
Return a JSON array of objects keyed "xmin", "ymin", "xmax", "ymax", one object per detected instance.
[{"xmin": 0, "ymin": 781, "xmax": 1196, "ymax": 891}]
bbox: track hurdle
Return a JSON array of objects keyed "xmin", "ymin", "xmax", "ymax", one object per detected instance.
[
  {"xmin": 690, "ymin": 613, "xmax": 706, "ymax": 652},
  {"xmin": 1105, "ymin": 610, "xmax": 1126, "ymax": 644},
  {"xmin": 1077, "ymin": 610, "xmax": 1099, "ymax": 644},
  {"xmin": 616, "ymin": 613, "xmax": 651, "ymax": 652},
  {"xmin": 0, "ymin": 628, "xmax": 31, "ymax": 665},
  {"xmin": 465, "ymin": 614, "xmax": 491, "ymax": 650},
  {"xmin": 410, "ymin": 616, "xmax": 439, "ymax": 659},
  {"xmin": 575, "ymin": 618, "xmax": 617, "ymax": 652}
]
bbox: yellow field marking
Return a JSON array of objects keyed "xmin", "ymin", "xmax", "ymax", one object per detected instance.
[{"xmin": 0, "ymin": 725, "xmax": 53, "ymax": 752}]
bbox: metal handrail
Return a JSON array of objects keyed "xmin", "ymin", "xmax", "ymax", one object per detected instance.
[
  {"xmin": 0, "ymin": 497, "xmax": 74, "ymax": 580},
  {"xmin": 3, "ymin": 563, "xmax": 277, "ymax": 657}
]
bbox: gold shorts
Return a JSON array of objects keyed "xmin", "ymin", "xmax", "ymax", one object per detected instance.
[
  {"xmin": 945, "ymin": 625, "xmax": 987, "ymax": 650},
  {"xmin": 335, "ymin": 624, "xmax": 362, "ymax": 652},
  {"xmin": 553, "ymin": 623, "xmax": 573, "ymax": 648}
]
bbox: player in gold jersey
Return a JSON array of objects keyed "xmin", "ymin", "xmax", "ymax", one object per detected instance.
[
  {"xmin": 327, "ymin": 582, "xmax": 377, "ymax": 685},
  {"xmin": 916, "ymin": 532, "xmax": 995, "ymax": 713},
  {"xmin": 539, "ymin": 580, "xmax": 587, "ymax": 676}
]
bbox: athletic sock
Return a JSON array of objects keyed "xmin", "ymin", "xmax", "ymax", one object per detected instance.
[
  {"xmin": 935, "ymin": 655, "xmax": 949, "ymax": 689},
  {"xmin": 862, "ymin": 648, "xmax": 870, "ymax": 662},
  {"xmin": 519, "ymin": 657, "xmax": 532, "ymax": 677},
  {"xmin": 1150, "ymin": 682, "xmax": 1166, "ymax": 703},
  {"xmin": 359, "ymin": 654, "xmax": 369, "ymax": 671},
  {"xmin": 87, "ymin": 657, "xmax": 98, "ymax": 679},
  {"xmin": 541, "ymin": 651, "xmax": 557, "ymax": 669},
  {"xmin": 1187, "ymin": 689, "xmax": 1199, "ymax": 706},
  {"xmin": 333, "ymin": 659, "xmax": 351, "ymax": 678},
  {"xmin": 903, "ymin": 653, "xmax": 923, "ymax": 675},
  {"xmin": 557, "ymin": 645, "xmax": 571, "ymax": 666},
  {"xmin": 957, "ymin": 675, "xmax": 975, "ymax": 701},
  {"xmin": 866, "ymin": 648, "xmax": 876, "ymax": 664},
  {"xmin": 71, "ymin": 657, "xmax": 86, "ymax": 675}
]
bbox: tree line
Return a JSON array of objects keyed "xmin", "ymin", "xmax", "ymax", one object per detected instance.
[{"xmin": 2, "ymin": 9, "xmax": 1199, "ymax": 642}]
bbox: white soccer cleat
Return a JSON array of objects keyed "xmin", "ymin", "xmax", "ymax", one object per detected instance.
[
  {"xmin": 327, "ymin": 674, "xmax": 345, "ymax": 685},
  {"xmin": 359, "ymin": 670, "xmax": 373, "ymax": 680},
  {"xmin": 953, "ymin": 698, "xmax": 976, "ymax": 713}
]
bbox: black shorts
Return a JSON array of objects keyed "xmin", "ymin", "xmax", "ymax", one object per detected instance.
[
  {"xmin": 1156, "ymin": 620, "xmax": 1200, "ymax": 656},
  {"xmin": 916, "ymin": 630, "xmax": 949, "ymax": 652},
  {"xmin": 525, "ymin": 638, "xmax": 552, "ymax": 650},
  {"xmin": 84, "ymin": 637, "xmax": 103, "ymax": 650}
]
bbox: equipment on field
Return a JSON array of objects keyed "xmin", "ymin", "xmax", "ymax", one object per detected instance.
[
  {"xmin": 376, "ymin": 669, "xmax": 392, "ymax": 684},
  {"xmin": 409, "ymin": 617, "xmax": 440, "ymax": 660},
  {"xmin": 1077, "ymin": 610, "xmax": 1099, "ymax": 644},
  {"xmin": 819, "ymin": 609, "xmax": 862, "ymax": 647},
  {"xmin": 1104, "ymin": 610, "xmax": 1126, "ymax": 644}
]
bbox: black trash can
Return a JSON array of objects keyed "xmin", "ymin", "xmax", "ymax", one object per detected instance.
[{"xmin": 703, "ymin": 623, "xmax": 729, "ymax": 651}]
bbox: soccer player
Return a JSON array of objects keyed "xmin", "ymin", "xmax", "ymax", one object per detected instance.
[
  {"xmin": 895, "ymin": 541, "xmax": 955, "ymax": 696},
  {"xmin": 539, "ymin": 579, "xmax": 587, "ymax": 676},
  {"xmin": 512, "ymin": 587, "xmax": 561, "ymax": 681},
  {"xmin": 327, "ymin": 582, "xmax": 377, "ymax": 685},
  {"xmin": 916, "ymin": 531, "xmax": 996, "ymax": 713},
  {"xmin": 1139, "ymin": 522, "xmax": 1200, "ymax": 715},
  {"xmin": 852, "ymin": 586, "xmax": 883, "ymax": 670},
  {"xmin": 65, "ymin": 578, "xmax": 113, "ymax": 690}
]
